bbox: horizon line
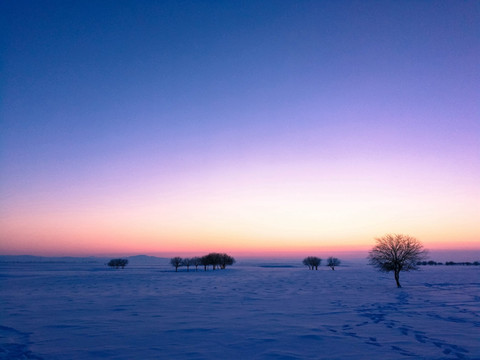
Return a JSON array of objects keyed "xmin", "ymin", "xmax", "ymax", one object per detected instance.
[{"xmin": 1, "ymin": 247, "xmax": 479, "ymax": 260}]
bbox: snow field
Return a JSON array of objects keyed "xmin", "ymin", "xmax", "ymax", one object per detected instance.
[{"xmin": 1, "ymin": 261, "xmax": 479, "ymax": 359}]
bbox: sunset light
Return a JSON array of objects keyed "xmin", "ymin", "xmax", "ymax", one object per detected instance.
[
  {"xmin": 1, "ymin": 1, "xmax": 479, "ymax": 257},
  {"xmin": 2, "ymin": 3, "xmax": 480, "ymax": 359}
]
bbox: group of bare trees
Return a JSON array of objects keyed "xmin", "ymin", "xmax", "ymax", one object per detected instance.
[
  {"xmin": 170, "ymin": 253, "xmax": 235, "ymax": 272},
  {"xmin": 301, "ymin": 234, "xmax": 427, "ymax": 288},
  {"xmin": 302, "ymin": 256, "xmax": 341, "ymax": 270},
  {"xmin": 303, "ymin": 234, "xmax": 429, "ymax": 288},
  {"xmin": 170, "ymin": 233, "xmax": 426, "ymax": 289},
  {"xmin": 106, "ymin": 234, "xmax": 427, "ymax": 288}
]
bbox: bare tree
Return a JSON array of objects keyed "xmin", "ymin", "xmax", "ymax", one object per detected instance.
[
  {"xmin": 219, "ymin": 253, "xmax": 235, "ymax": 269},
  {"xmin": 182, "ymin": 257, "xmax": 193, "ymax": 271},
  {"xmin": 302, "ymin": 256, "xmax": 321, "ymax": 270},
  {"xmin": 205, "ymin": 253, "xmax": 221, "ymax": 270},
  {"xmin": 326, "ymin": 257, "xmax": 340, "ymax": 270},
  {"xmin": 170, "ymin": 257, "xmax": 183, "ymax": 272},
  {"xmin": 191, "ymin": 257, "xmax": 201, "ymax": 271},
  {"xmin": 200, "ymin": 255, "xmax": 210, "ymax": 271},
  {"xmin": 368, "ymin": 234, "xmax": 427, "ymax": 288}
]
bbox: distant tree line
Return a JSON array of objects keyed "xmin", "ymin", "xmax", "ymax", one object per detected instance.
[
  {"xmin": 105, "ymin": 233, "xmax": 476, "ymax": 290},
  {"xmin": 417, "ymin": 260, "xmax": 479, "ymax": 266},
  {"xmin": 417, "ymin": 260, "xmax": 443, "ymax": 266},
  {"xmin": 170, "ymin": 253, "xmax": 235, "ymax": 272}
]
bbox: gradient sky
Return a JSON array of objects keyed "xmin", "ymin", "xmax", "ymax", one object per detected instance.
[{"xmin": 1, "ymin": 1, "xmax": 479, "ymax": 257}]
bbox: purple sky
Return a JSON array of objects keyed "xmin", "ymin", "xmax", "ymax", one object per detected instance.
[{"xmin": 1, "ymin": 1, "xmax": 479, "ymax": 256}]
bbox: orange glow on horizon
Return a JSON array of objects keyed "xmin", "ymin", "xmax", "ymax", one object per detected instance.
[
  {"xmin": 1, "ymin": 217, "xmax": 478, "ymax": 258},
  {"xmin": 1, "ymin": 159, "xmax": 479, "ymax": 257}
]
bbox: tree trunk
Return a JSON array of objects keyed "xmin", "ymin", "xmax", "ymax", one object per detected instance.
[{"xmin": 394, "ymin": 271, "xmax": 401, "ymax": 288}]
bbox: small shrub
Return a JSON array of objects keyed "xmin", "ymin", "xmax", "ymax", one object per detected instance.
[{"xmin": 108, "ymin": 258, "xmax": 128, "ymax": 269}]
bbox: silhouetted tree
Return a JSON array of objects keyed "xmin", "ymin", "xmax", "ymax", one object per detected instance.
[
  {"xmin": 206, "ymin": 253, "xmax": 221, "ymax": 270},
  {"xmin": 182, "ymin": 257, "xmax": 193, "ymax": 271},
  {"xmin": 219, "ymin": 253, "xmax": 235, "ymax": 269},
  {"xmin": 200, "ymin": 255, "xmax": 210, "ymax": 271},
  {"xmin": 327, "ymin": 257, "xmax": 341, "ymax": 270},
  {"xmin": 368, "ymin": 234, "xmax": 427, "ymax": 288},
  {"xmin": 192, "ymin": 257, "xmax": 201, "ymax": 271},
  {"xmin": 107, "ymin": 258, "xmax": 128, "ymax": 269},
  {"xmin": 170, "ymin": 257, "xmax": 183, "ymax": 272},
  {"xmin": 302, "ymin": 256, "xmax": 321, "ymax": 270},
  {"xmin": 197, "ymin": 253, "xmax": 235, "ymax": 271}
]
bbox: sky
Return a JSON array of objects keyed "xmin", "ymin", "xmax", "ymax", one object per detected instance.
[{"xmin": 1, "ymin": 1, "xmax": 479, "ymax": 257}]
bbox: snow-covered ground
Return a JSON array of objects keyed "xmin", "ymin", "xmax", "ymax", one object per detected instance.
[{"xmin": 1, "ymin": 258, "xmax": 479, "ymax": 359}]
